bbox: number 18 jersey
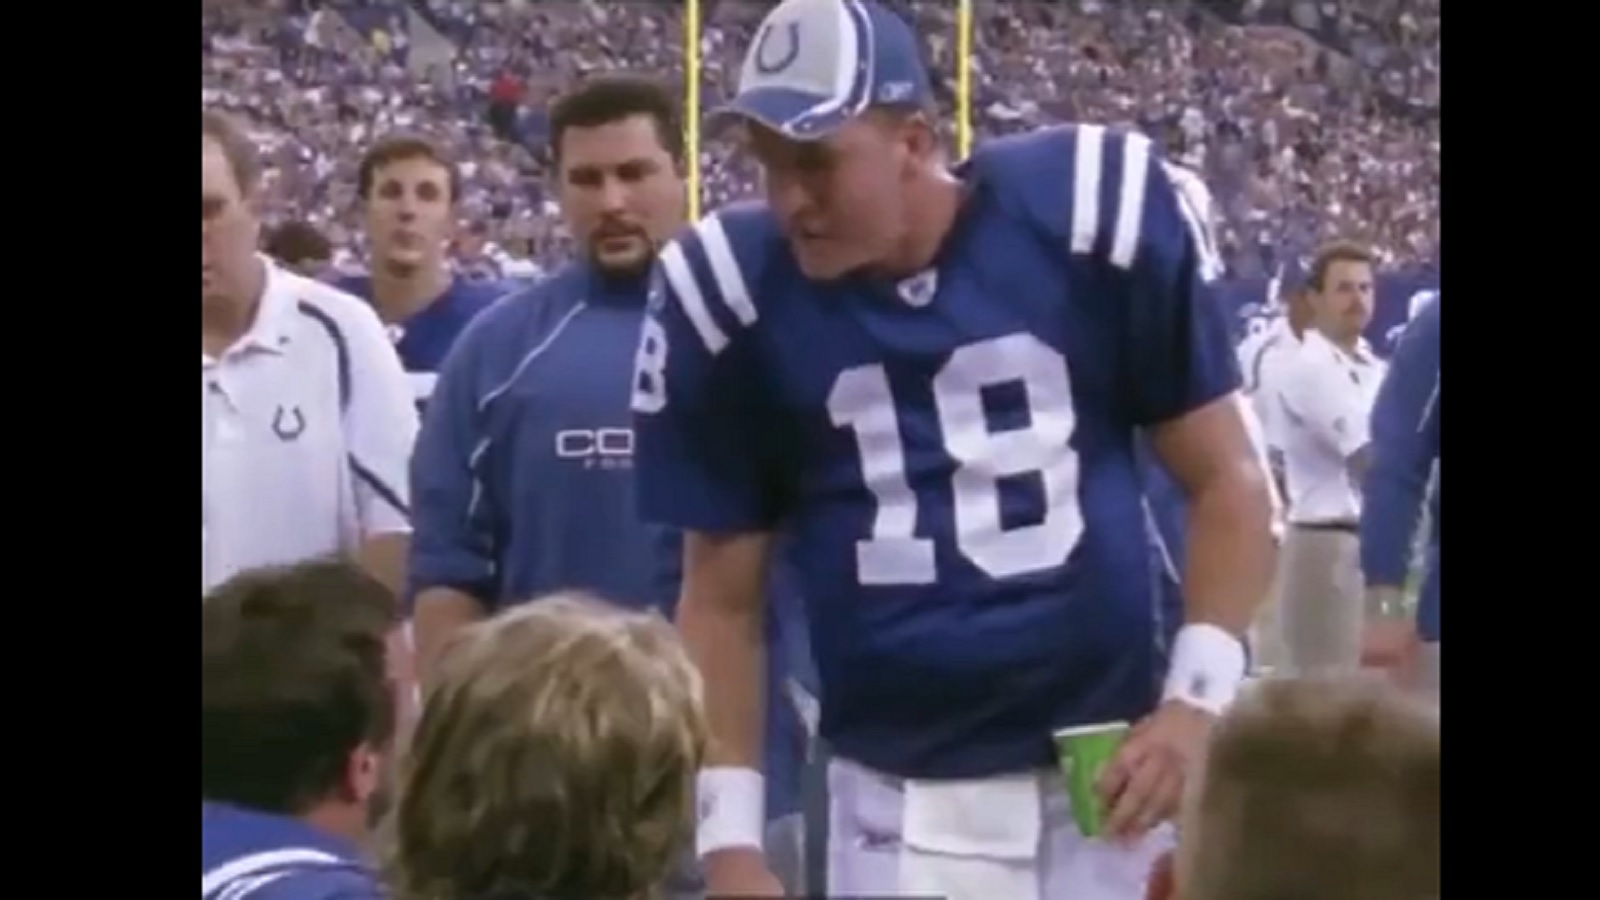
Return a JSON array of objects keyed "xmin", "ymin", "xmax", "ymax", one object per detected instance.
[{"xmin": 632, "ymin": 125, "xmax": 1241, "ymax": 780}]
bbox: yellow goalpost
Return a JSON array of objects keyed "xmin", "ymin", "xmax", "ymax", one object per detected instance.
[{"xmin": 682, "ymin": 0, "xmax": 975, "ymax": 221}]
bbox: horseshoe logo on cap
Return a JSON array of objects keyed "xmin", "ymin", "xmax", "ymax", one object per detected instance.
[{"xmin": 753, "ymin": 22, "xmax": 801, "ymax": 74}]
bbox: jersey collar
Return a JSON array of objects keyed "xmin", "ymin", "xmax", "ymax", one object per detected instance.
[
  {"xmin": 202, "ymin": 257, "xmax": 295, "ymax": 365},
  {"xmin": 236, "ymin": 256, "xmax": 297, "ymax": 356},
  {"xmin": 582, "ymin": 259, "xmax": 650, "ymax": 306},
  {"xmin": 1305, "ymin": 328, "xmax": 1376, "ymax": 365}
]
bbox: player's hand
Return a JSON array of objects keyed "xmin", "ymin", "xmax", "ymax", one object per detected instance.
[
  {"xmin": 702, "ymin": 847, "xmax": 784, "ymax": 898},
  {"xmin": 1362, "ymin": 617, "xmax": 1419, "ymax": 686},
  {"xmin": 1098, "ymin": 700, "xmax": 1214, "ymax": 842}
]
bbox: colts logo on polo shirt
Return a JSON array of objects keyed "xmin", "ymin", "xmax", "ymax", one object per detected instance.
[{"xmin": 272, "ymin": 406, "xmax": 306, "ymax": 442}]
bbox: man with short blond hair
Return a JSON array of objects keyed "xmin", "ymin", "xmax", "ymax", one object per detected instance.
[
  {"xmin": 384, "ymin": 593, "xmax": 707, "ymax": 900},
  {"xmin": 1148, "ymin": 677, "xmax": 1440, "ymax": 900}
]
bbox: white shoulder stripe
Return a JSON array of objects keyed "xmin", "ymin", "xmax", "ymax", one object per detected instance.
[
  {"xmin": 659, "ymin": 240, "xmax": 729, "ymax": 355},
  {"xmin": 1109, "ymin": 133, "xmax": 1152, "ymax": 271},
  {"xmin": 698, "ymin": 217, "xmax": 758, "ymax": 327},
  {"xmin": 201, "ymin": 848, "xmax": 341, "ymax": 897},
  {"xmin": 1070, "ymin": 124, "xmax": 1106, "ymax": 256}
]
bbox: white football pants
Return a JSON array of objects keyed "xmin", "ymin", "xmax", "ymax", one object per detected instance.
[{"xmin": 827, "ymin": 756, "xmax": 1173, "ymax": 900}]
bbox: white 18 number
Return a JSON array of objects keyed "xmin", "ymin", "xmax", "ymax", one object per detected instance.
[{"xmin": 828, "ymin": 333, "xmax": 1084, "ymax": 585}]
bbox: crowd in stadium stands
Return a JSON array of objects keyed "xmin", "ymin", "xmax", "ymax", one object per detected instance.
[{"xmin": 201, "ymin": 0, "xmax": 1439, "ymax": 280}]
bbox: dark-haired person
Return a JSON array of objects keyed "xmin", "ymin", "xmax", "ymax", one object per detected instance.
[
  {"xmin": 1274, "ymin": 242, "xmax": 1385, "ymax": 676},
  {"xmin": 335, "ymin": 135, "xmax": 508, "ymax": 410},
  {"xmin": 407, "ymin": 76, "xmax": 813, "ymax": 898},
  {"xmin": 264, "ymin": 220, "xmax": 335, "ymax": 279},
  {"xmin": 201, "ymin": 560, "xmax": 398, "ymax": 899}
]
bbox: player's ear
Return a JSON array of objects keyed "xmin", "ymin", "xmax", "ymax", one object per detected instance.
[
  {"xmin": 339, "ymin": 742, "xmax": 383, "ymax": 805},
  {"xmin": 897, "ymin": 109, "xmax": 939, "ymax": 173},
  {"xmin": 243, "ymin": 186, "xmax": 266, "ymax": 225}
]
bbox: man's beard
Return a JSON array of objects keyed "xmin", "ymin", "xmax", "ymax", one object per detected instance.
[{"xmin": 587, "ymin": 236, "xmax": 655, "ymax": 281}]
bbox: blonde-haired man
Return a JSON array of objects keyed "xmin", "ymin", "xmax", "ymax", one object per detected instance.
[
  {"xmin": 385, "ymin": 593, "xmax": 707, "ymax": 900},
  {"xmin": 1148, "ymin": 677, "xmax": 1440, "ymax": 900}
]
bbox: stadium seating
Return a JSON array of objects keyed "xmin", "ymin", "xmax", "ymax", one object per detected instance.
[{"xmin": 201, "ymin": 0, "xmax": 1439, "ymax": 308}]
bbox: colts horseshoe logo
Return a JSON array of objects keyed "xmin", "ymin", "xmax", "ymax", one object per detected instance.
[
  {"xmin": 753, "ymin": 22, "xmax": 801, "ymax": 74},
  {"xmin": 272, "ymin": 406, "xmax": 307, "ymax": 442}
]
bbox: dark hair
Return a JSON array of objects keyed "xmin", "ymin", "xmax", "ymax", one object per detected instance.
[
  {"xmin": 202, "ymin": 559, "xmax": 398, "ymax": 814},
  {"xmin": 202, "ymin": 110, "xmax": 263, "ymax": 194},
  {"xmin": 547, "ymin": 75, "xmax": 683, "ymax": 164},
  {"xmin": 357, "ymin": 134, "xmax": 461, "ymax": 203},
  {"xmin": 1307, "ymin": 240, "xmax": 1374, "ymax": 291},
  {"xmin": 263, "ymin": 220, "xmax": 334, "ymax": 268}
]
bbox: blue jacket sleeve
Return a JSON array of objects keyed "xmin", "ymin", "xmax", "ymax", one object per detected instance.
[
  {"xmin": 1359, "ymin": 297, "xmax": 1441, "ymax": 588},
  {"xmin": 408, "ymin": 313, "xmax": 501, "ymax": 606}
]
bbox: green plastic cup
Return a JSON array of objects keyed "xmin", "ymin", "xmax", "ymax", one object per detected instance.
[{"xmin": 1053, "ymin": 721, "xmax": 1130, "ymax": 839}]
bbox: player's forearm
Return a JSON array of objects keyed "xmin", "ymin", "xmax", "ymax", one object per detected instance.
[
  {"xmin": 678, "ymin": 592, "xmax": 766, "ymax": 768},
  {"xmin": 412, "ymin": 587, "xmax": 487, "ymax": 682},
  {"xmin": 358, "ymin": 531, "xmax": 409, "ymax": 598},
  {"xmin": 1182, "ymin": 462, "xmax": 1277, "ymax": 636},
  {"xmin": 677, "ymin": 531, "xmax": 772, "ymax": 769}
]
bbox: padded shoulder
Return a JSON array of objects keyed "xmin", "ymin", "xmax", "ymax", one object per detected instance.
[
  {"xmin": 688, "ymin": 199, "xmax": 789, "ymax": 297},
  {"xmin": 656, "ymin": 200, "xmax": 790, "ymax": 356},
  {"xmin": 966, "ymin": 124, "xmax": 1082, "ymax": 243},
  {"xmin": 967, "ymin": 123, "xmax": 1165, "ymax": 272}
]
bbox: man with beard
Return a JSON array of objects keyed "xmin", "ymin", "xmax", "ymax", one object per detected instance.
[
  {"xmin": 335, "ymin": 136, "xmax": 508, "ymax": 410},
  {"xmin": 406, "ymin": 76, "xmax": 812, "ymax": 897}
]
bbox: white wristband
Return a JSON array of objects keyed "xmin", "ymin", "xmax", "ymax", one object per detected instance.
[
  {"xmin": 695, "ymin": 767, "xmax": 766, "ymax": 858},
  {"xmin": 1162, "ymin": 623, "xmax": 1247, "ymax": 715}
]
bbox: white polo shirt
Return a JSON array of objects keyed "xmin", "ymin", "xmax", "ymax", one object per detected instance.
[
  {"xmin": 1234, "ymin": 393, "xmax": 1285, "ymax": 540},
  {"xmin": 1237, "ymin": 315, "xmax": 1302, "ymax": 453},
  {"xmin": 202, "ymin": 258, "xmax": 418, "ymax": 593},
  {"xmin": 1275, "ymin": 330, "xmax": 1386, "ymax": 524}
]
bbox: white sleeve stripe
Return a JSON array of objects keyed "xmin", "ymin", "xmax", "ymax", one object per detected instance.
[
  {"xmin": 698, "ymin": 217, "xmax": 759, "ymax": 327},
  {"xmin": 1418, "ymin": 376, "xmax": 1440, "ymax": 435},
  {"xmin": 660, "ymin": 240, "xmax": 729, "ymax": 355},
  {"xmin": 202, "ymin": 848, "xmax": 342, "ymax": 897},
  {"xmin": 1109, "ymin": 133, "xmax": 1152, "ymax": 271},
  {"xmin": 1069, "ymin": 124, "xmax": 1106, "ymax": 256}
]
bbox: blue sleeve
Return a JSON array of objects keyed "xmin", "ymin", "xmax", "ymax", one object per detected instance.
[
  {"xmin": 1102, "ymin": 133, "xmax": 1241, "ymax": 425},
  {"xmin": 1359, "ymin": 298, "xmax": 1441, "ymax": 588},
  {"xmin": 408, "ymin": 313, "xmax": 501, "ymax": 606},
  {"xmin": 632, "ymin": 211, "xmax": 786, "ymax": 532}
]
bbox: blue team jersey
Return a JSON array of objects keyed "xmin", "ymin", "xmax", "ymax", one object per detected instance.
[
  {"xmin": 335, "ymin": 276, "xmax": 506, "ymax": 407},
  {"xmin": 632, "ymin": 125, "xmax": 1240, "ymax": 779},
  {"xmin": 409, "ymin": 264, "xmax": 812, "ymax": 816},
  {"xmin": 201, "ymin": 802, "xmax": 384, "ymax": 900},
  {"xmin": 1361, "ymin": 295, "xmax": 1440, "ymax": 641}
]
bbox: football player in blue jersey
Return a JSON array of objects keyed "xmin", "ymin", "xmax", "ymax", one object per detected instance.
[
  {"xmin": 202, "ymin": 561, "xmax": 393, "ymax": 900},
  {"xmin": 337, "ymin": 135, "xmax": 505, "ymax": 408},
  {"xmin": 630, "ymin": 1, "xmax": 1277, "ymax": 898},
  {"xmin": 1360, "ymin": 294, "xmax": 1440, "ymax": 694}
]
